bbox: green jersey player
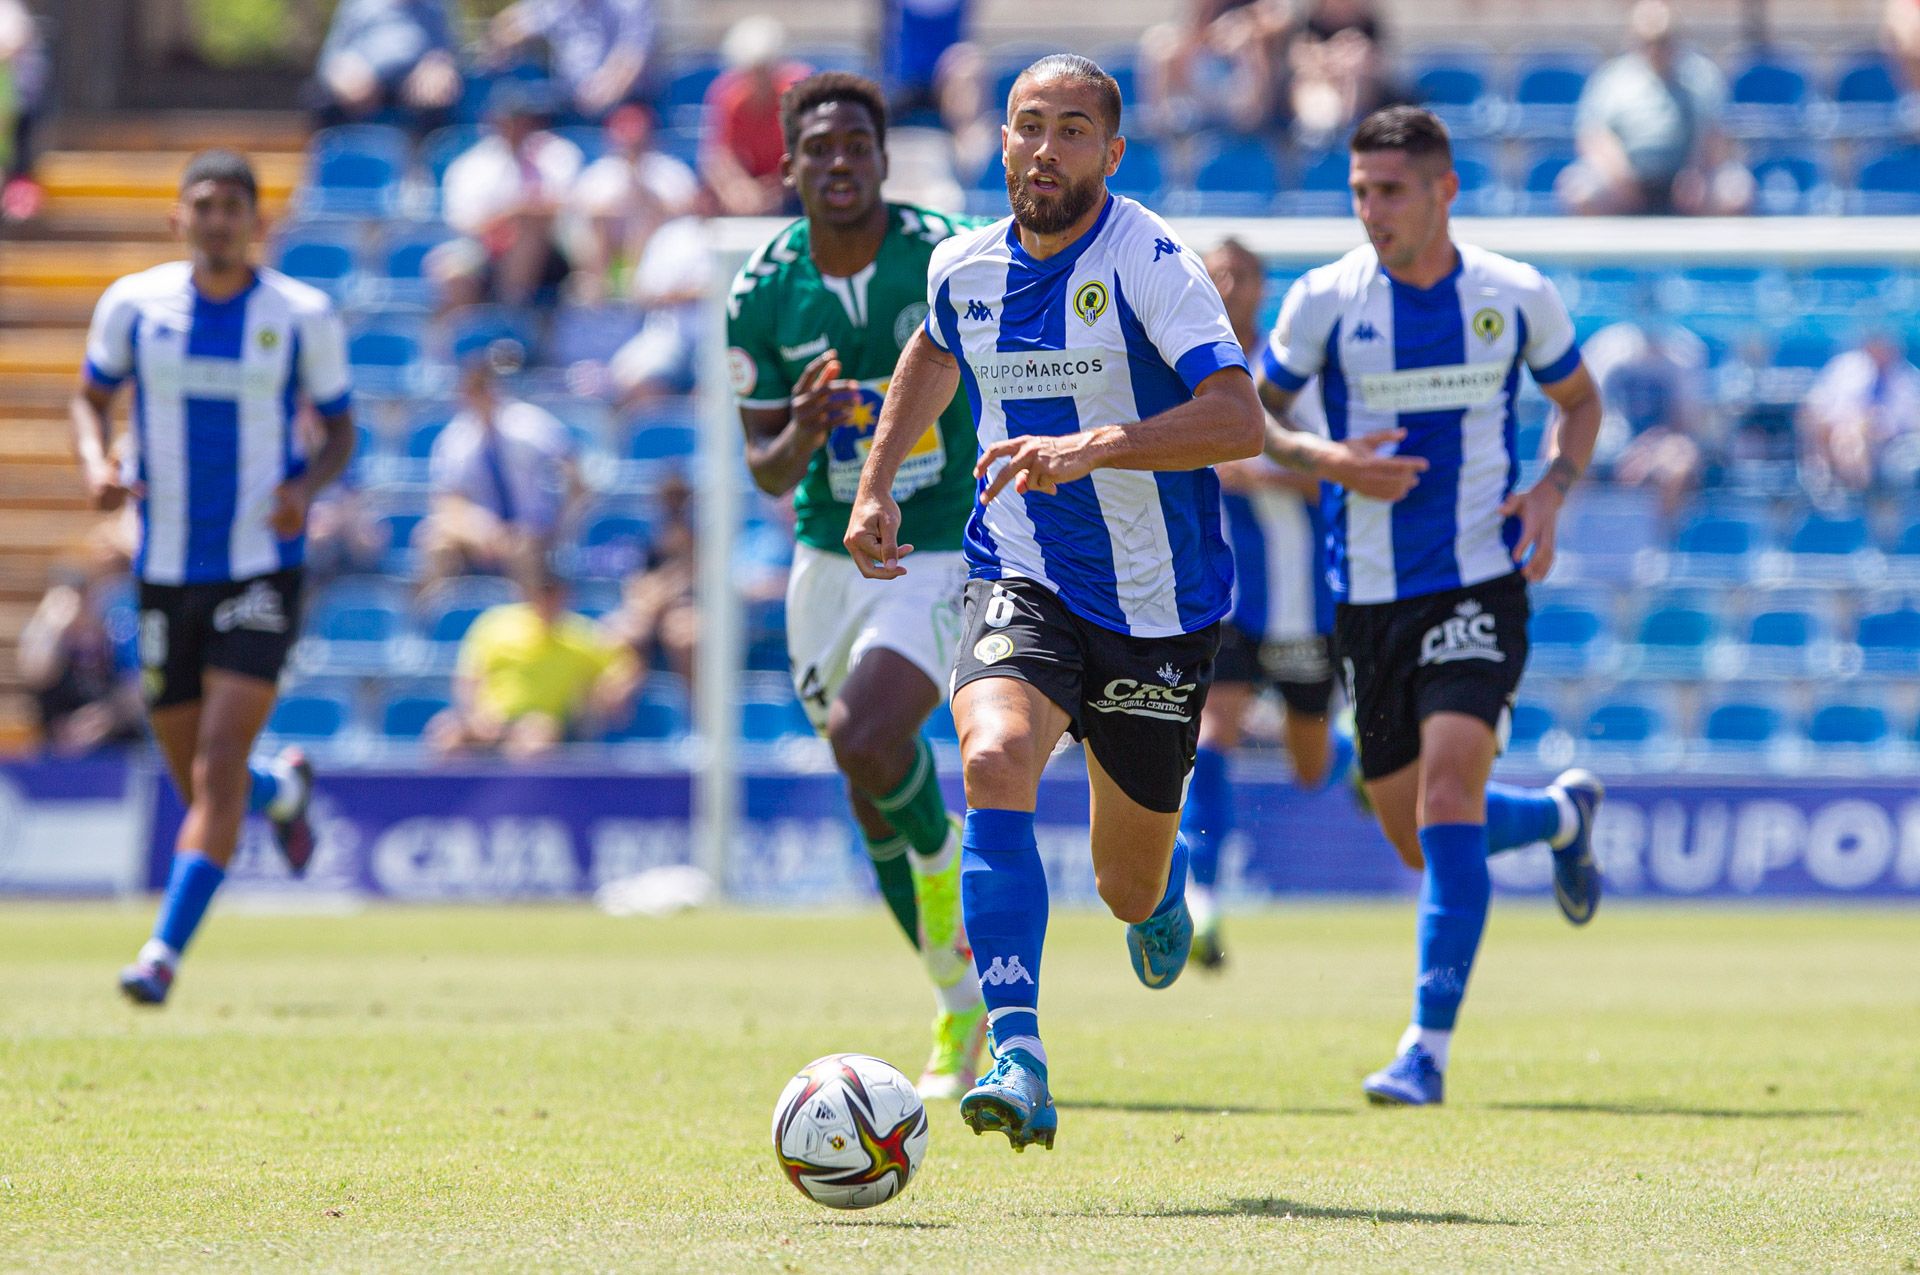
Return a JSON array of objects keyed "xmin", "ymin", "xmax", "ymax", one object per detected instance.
[{"xmin": 727, "ymin": 72, "xmax": 986, "ymax": 1099}]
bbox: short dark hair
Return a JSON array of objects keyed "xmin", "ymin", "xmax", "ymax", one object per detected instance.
[
  {"xmin": 1010, "ymin": 53, "xmax": 1122, "ymax": 136},
  {"xmin": 179, "ymin": 149, "xmax": 259, "ymax": 205},
  {"xmin": 1350, "ymin": 106, "xmax": 1452, "ymax": 166},
  {"xmin": 780, "ymin": 72, "xmax": 888, "ymax": 153}
]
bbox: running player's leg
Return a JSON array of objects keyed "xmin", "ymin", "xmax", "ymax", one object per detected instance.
[
  {"xmin": 1181, "ymin": 678, "xmax": 1249, "ymax": 969},
  {"xmin": 1273, "ymin": 636, "xmax": 1352, "ymax": 791},
  {"xmin": 1087, "ymin": 748, "xmax": 1191, "ymax": 988}
]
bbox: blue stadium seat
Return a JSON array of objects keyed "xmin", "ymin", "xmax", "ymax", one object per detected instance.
[
  {"xmin": 1703, "ymin": 700, "xmax": 1783, "ymax": 749},
  {"xmin": 306, "ymin": 601, "xmax": 402, "ymax": 672},
  {"xmin": 1506, "ymin": 702, "xmax": 1557, "ymax": 750},
  {"xmin": 1508, "ymin": 45, "xmax": 1595, "ymax": 138},
  {"xmin": 1850, "ymin": 144, "xmax": 1920, "ymax": 213},
  {"xmin": 420, "ymin": 124, "xmax": 484, "ymax": 190},
  {"xmin": 741, "ymin": 694, "xmax": 814, "ymax": 741},
  {"xmin": 1796, "ymin": 264, "xmax": 1896, "ymax": 313},
  {"xmin": 610, "ymin": 676, "xmax": 690, "ymax": 741},
  {"xmin": 1770, "ymin": 325, "xmax": 1836, "ymax": 370},
  {"xmin": 267, "ymin": 691, "xmax": 353, "ymax": 741},
  {"xmin": 306, "ymin": 125, "xmax": 408, "ymax": 215},
  {"xmin": 1726, "ymin": 49, "xmax": 1812, "ymax": 137},
  {"xmin": 1807, "ymin": 702, "xmax": 1890, "ymax": 746},
  {"xmin": 574, "ymin": 509, "xmax": 653, "ymax": 578},
  {"xmin": 1748, "ymin": 148, "xmax": 1826, "ymax": 215},
  {"xmin": 1855, "ymin": 607, "xmax": 1920, "ymax": 673},
  {"xmin": 446, "ymin": 304, "xmax": 541, "ymax": 367},
  {"xmin": 662, "ymin": 57, "xmax": 721, "ymax": 118},
  {"xmin": 1679, "ymin": 265, "xmax": 1774, "ymax": 314},
  {"xmin": 348, "ymin": 320, "xmax": 424, "ymax": 394},
  {"xmin": 1583, "ymin": 700, "xmax": 1665, "ymax": 747},
  {"xmin": 1191, "ymin": 138, "xmax": 1281, "ymax": 213},
  {"xmin": 1632, "ymin": 604, "xmax": 1717, "ymax": 676},
  {"xmin": 1885, "ymin": 520, "xmax": 1920, "ymax": 581},
  {"xmin": 373, "ymin": 509, "xmax": 426, "ymax": 574},
  {"xmin": 1529, "ymin": 603, "xmax": 1605, "ymax": 675},
  {"xmin": 1286, "ymin": 148, "xmax": 1355, "ymax": 215},
  {"xmin": 1451, "ymin": 145, "xmax": 1505, "ymax": 214},
  {"xmin": 1518, "ymin": 147, "xmax": 1575, "ymax": 213},
  {"xmin": 276, "ymin": 225, "xmax": 360, "ymax": 303},
  {"xmin": 423, "ymin": 603, "xmax": 488, "ymax": 645},
  {"xmin": 1787, "ymin": 512, "xmax": 1870, "ymax": 557},
  {"xmin": 1739, "ymin": 608, "xmax": 1818, "ymax": 677},
  {"xmin": 376, "ymin": 222, "xmax": 455, "ymax": 305},
  {"xmin": 1411, "ymin": 45, "xmax": 1497, "ymax": 136},
  {"xmin": 627, "ymin": 423, "xmax": 697, "ymax": 463},
  {"xmin": 380, "ymin": 693, "xmax": 450, "ymax": 739},
  {"xmin": 1829, "ymin": 51, "xmax": 1902, "ymax": 138}
]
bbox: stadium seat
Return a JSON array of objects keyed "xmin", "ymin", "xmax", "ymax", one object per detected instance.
[
  {"xmin": 1739, "ymin": 608, "xmax": 1819, "ymax": 677},
  {"xmin": 1884, "ymin": 519, "xmax": 1920, "ymax": 582},
  {"xmin": 1631, "ymin": 604, "xmax": 1717, "ymax": 676},
  {"xmin": 1506, "ymin": 702, "xmax": 1557, "ymax": 751},
  {"xmin": 276, "ymin": 225, "xmax": 360, "ymax": 303},
  {"xmin": 1678, "ymin": 265, "xmax": 1775, "ymax": 314},
  {"xmin": 1529, "ymin": 603, "xmax": 1606, "ymax": 676},
  {"xmin": 1583, "ymin": 700, "xmax": 1665, "ymax": 747},
  {"xmin": 376, "ymin": 222, "xmax": 455, "ymax": 306},
  {"xmin": 1807, "ymin": 702, "xmax": 1891, "ymax": 747},
  {"xmin": 611, "ymin": 676, "xmax": 690, "ymax": 741},
  {"xmin": 1854, "ymin": 607, "xmax": 1920, "ymax": 673},
  {"xmin": 419, "ymin": 124, "xmax": 484, "ymax": 191},
  {"xmin": 1508, "ymin": 45, "xmax": 1595, "ymax": 138},
  {"xmin": 574, "ymin": 509, "xmax": 653, "ymax": 578},
  {"xmin": 305, "ymin": 601, "xmax": 402, "ymax": 673},
  {"xmin": 446, "ymin": 304, "xmax": 541, "ymax": 367},
  {"xmin": 741, "ymin": 694, "xmax": 814, "ymax": 742},
  {"xmin": 1850, "ymin": 144, "xmax": 1920, "ymax": 213},
  {"xmin": 267, "ymin": 691, "xmax": 353, "ymax": 741},
  {"xmin": 1748, "ymin": 149, "xmax": 1826, "ymax": 216},
  {"xmin": 1190, "ymin": 138, "xmax": 1281, "ymax": 214},
  {"xmin": 305, "ymin": 124, "xmax": 408, "ymax": 215},
  {"xmin": 1411, "ymin": 45, "xmax": 1497, "ymax": 136},
  {"xmin": 1828, "ymin": 51, "xmax": 1903, "ymax": 138},
  {"xmin": 1517, "ymin": 147, "xmax": 1576, "ymax": 213},
  {"xmin": 1725, "ymin": 48, "xmax": 1812, "ymax": 138},
  {"xmin": 1796, "ymin": 264, "xmax": 1897, "ymax": 313},
  {"xmin": 422, "ymin": 604, "xmax": 488, "ymax": 646},
  {"xmin": 1285, "ymin": 148, "xmax": 1355, "ymax": 215},
  {"xmin": 347, "ymin": 320, "xmax": 424, "ymax": 394},
  {"xmin": 1784, "ymin": 513, "xmax": 1872, "ymax": 582},
  {"xmin": 1703, "ymin": 699, "xmax": 1782, "ymax": 749},
  {"xmin": 627, "ymin": 423, "xmax": 698, "ymax": 464},
  {"xmin": 1107, "ymin": 135, "xmax": 1163, "ymax": 202},
  {"xmin": 549, "ymin": 304, "xmax": 646, "ymax": 366},
  {"xmin": 373, "ymin": 509, "xmax": 426, "ymax": 574},
  {"xmin": 380, "ymin": 693, "xmax": 450, "ymax": 739},
  {"xmin": 1450, "ymin": 145, "xmax": 1505, "ymax": 215},
  {"xmin": 662, "ymin": 57, "xmax": 722, "ymax": 126}
]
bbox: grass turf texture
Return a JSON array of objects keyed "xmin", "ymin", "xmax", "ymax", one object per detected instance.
[{"xmin": 2, "ymin": 903, "xmax": 1917, "ymax": 1273}]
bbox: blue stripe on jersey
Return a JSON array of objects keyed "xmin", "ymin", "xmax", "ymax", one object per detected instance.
[
  {"xmin": 1174, "ymin": 341, "xmax": 1245, "ymax": 392},
  {"xmin": 1222, "ymin": 492, "xmax": 1269, "ymax": 634},
  {"xmin": 129, "ymin": 315, "xmax": 149, "ymax": 580},
  {"xmin": 1112, "ymin": 274, "xmax": 1231, "ymax": 630},
  {"xmin": 1307, "ymin": 498, "xmax": 1334, "ymax": 634},
  {"xmin": 183, "ymin": 397, "xmax": 240, "ymax": 581},
  {"xmin": 1261, "ymin": 342, "xmax": 1308, "ymax": 391},
  {"xmin": 1319, "ymin": 318, "xmax": 1349, "ymax": 602},
  {"xmin": 278, "ymin": 330, "xmax": 306, "ymax": 571},
  {"xmin": 998, "ymin": 249, "xmax": 1124, "ymax": 627},
  {"xmin": 1533, "ymin": 340, "xmax": 1582, "ymax": 386},
  {"xmin": 1389, "ymin": 272, "xmax": 1468, "ymax": 596},
  {"xmin": 940, "ymin": 278, "xmax": 1002, "ymax": 578},
  {"xmin": 1502, "ymin": 310, "xmax": 1528, "ymax": 559}
]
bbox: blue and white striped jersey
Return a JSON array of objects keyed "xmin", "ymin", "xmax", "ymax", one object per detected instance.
[
  {"xmin": 84, "ymin": 263, "xmax": 353, "ymax": 587},
  {"xmin": 1261, "ymin": 243, "xmax": 1581, "ymax": 607},
  {"xmin": 1223, "ymin": 486, "xmax": 1333, "ymax": 643},
  {"xmin": 924, "ymin": 195, "xmax": 1248, "ymax": 638}
]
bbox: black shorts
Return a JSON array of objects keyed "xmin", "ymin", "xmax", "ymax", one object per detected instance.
[
  {"xmin": 1213, "ymin": 624, "xmax": 1337, "ymax": 716},
  {"xmin": 137, "ymin": 569, "xmax": 304, "ymax": 710},
  {"xmin": 950, "ymin": 578, "xmax": 1218, "ymax": 814},
  {"xmin": 1335, "ymin": 572, "xmax": 1528, "ymax": 782}
]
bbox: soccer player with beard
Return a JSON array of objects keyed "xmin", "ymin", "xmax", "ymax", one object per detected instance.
[
  {"xmin": 72, "ymin": 151, "xmax": 352, "ymax": 1005},
  {"xmin": 847, "ymin": 54, "xmax": 1264, "ymax": 1151},
  {"xmin": 725, "ymin": 72, "xmax": 988, "ymax": 1099},
  {"xmin": 1256, "ymin": 107, "xmax": 1607, "ymax": 1105}
]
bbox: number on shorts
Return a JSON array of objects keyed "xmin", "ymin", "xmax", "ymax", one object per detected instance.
[{"xmin": 983, "ymin": 586, "xmax": 1017, "ymax": 630}]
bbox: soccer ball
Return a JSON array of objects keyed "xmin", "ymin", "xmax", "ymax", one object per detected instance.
[{"xmin": 771, "ymin": 1053, "xmax": 929, "ymax": 1210}]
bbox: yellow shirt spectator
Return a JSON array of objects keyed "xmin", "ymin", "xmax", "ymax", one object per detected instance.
[{"xmin": 457, "ymin": 602, "xmax": 636, "ymax": 724}]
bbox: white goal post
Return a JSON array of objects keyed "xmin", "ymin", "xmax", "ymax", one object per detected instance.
[{"xmin": 692, "ymin": 214, "xmax": 1920, "ymax": 885}]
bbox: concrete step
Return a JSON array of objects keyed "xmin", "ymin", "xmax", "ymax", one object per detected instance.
[
  {"xmin": 37, "ymin": 150, "xmax": 303, "ymax": 205},
  {"xmin": 54, "ymin": 111, "xmax": 312, "ymax": 154},
  {"xmin": 0, "ymin": 329, "xmax": 85, "ymax": 376},
  {"xmin": 0, "ymin": 241, "xmax": 177, "ymax": 291},
  {"xmin": 0, "ymin": 418, "xmax": 75, "ymax": 460}
]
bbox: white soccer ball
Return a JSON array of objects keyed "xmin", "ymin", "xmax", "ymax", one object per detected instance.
[{"xmin": 771, "ymin": 1053, "xmax": 929, "ymax": 1210}]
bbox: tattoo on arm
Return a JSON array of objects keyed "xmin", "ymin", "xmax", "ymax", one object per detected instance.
[
  {"xmin": 1268, "ymin": 431, "xmax": 1323, "ymax": 476},
  {"xmin": 1545, "ymin": 456, "xmax": 1581, "ymax": 495}
]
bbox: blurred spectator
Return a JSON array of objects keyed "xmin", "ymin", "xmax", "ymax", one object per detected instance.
[
  {"xmin": 305, "ymin": 0, "xmax": 461, "ymax": 135},
  {"xmin": 605, "ymin": 214, "xmax": 709, "ymax": 406},
  {"xmin": 605, "ymin": 472, "xmax": 696, "ymax": 684},
  {"xmin": 1797, "ymin": 332, "xmax": 1920, "ymax": 494},
  {"xmin": 19, "ymin": 569, "xmax": 144, "ymax": 755},
  {"xmin": 415, "ymin": 354, "xmax": 586, "ymax": 593},
  {"xmin": 1287, "ymin": 0, "xmax": 1404, "ymax": 149},
  {"xmin": 699, "ymin": 17, "xmax": 809, "ymax": 216},
  {"xmin": 0, "ymin": 0, "xmax": 47, "ymax": 221},
  {"xmin": 881, "ymin": 0, "xmax": 970, "ymax": 122},
  {"xmin": 1560, "ymin": 0, "xmax": 1750, "ymax": 216},
  {"xmin": 428, "ymin": 557, "xmax": 640, "ymax": 758},
  {"xmin": 431, "ymin": 83, "xmax": 584, "ymax": 310},
  {"xmin": 1138, "ymin": 0, "xmax": 1290, "ymax": 144},
  {"xmin": 1886, "ymin": 0, "xmax": 1920, "ymax": 95},
  {"xmin": 1582, "ymin": 319, "xmax": 1716, "ymax": 519},
  {"xmin": 487, "ymin": 0, "xmax": 660, "ymax": 123},
  {"xmin": 569, "ymin": 103, "xmax": 699, "ymax": 300}
]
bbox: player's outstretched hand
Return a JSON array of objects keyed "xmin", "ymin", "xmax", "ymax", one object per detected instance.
[
  {"xmin": 269, "ymin": 478, "xmax": 313, "ymax": 540},
  {"xmin": 845, "ymin": 491, "xmax": 914, "ymax": 580},
  {"xmin": 82, "ymin": 457, "xmax": 140, "ymax": 511},
  {"xmin": 976, "ymin": 434, "xmax": 1096, "ymax": 504},
  {"xmin": 1499, "ymin": 482, "xmax": 1565, "ymax": 582},
  {"xmin": 1329, "ymin": 428, "xmax": 1427, "ymax": 501},
  {"xmin": 790, "ymin": 349, "xmax": 859, "ymax": 444}
]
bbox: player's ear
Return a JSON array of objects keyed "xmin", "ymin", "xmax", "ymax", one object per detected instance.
[
  {"xmin": 1105, "ymin": 133, "xmax": 1125, "ymax": 180},
  {"xmin": 1437, "ymin": 164, "xmax": 1460, "ymax": 206},
  {"xmin": 779, "ymin": 151, "xmax": 796, "ymax": 191}
]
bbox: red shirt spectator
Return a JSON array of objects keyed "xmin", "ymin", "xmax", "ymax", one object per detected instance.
[{"xmin": 700, "ymin": 16, "xmax": 808, "ymax": 215}]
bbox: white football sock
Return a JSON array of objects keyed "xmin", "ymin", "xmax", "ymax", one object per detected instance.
[
  {"xmin": 1187, "ymin": 884, "xmax": 1218, "ymax": 931},
  {"xmin": 138, "ymin": 938, "xmax": 179, "ymax": 968},
  {"xmin": 909, "ymin": 831, "xmax": 957, "ymax": 876},
  {"xmin": 1398, "ymin": 1022, "xmax": 1451, "ymax": 1071},
  {"xmin": 1548, "ymin": 787, "xmax": 1580, "ymax": 848},
  {"xmin": 265, "ymin": 756, "xmax": 308, "ymax": 822},
  {"xmin": 996, "ymin": 1033, "xmax": 1047, "ymax": 1067}
]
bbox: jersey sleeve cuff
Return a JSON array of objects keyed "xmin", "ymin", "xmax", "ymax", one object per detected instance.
[
  {"xmin": 1530, "ymin": 343, "xmax": 1583, "ymax": 386},
  {"xmin": 313, "ymin": 390, "xmax": 353, "ymax": 417},
  {"xmin": 84, "ymin": 360, "xmax": 127, "ymax": 390},
  {"xmin": 1173, "ymin": 340, "xmax": 1249, "ymax": 393},
  {"xmin": 1258, "ymin": 344, "xmax": 1310, "ymax": 391}
]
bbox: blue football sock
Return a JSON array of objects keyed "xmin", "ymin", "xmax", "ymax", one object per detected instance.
[
  {"xmin": 1413, "ymin": 823, "xmax": 1491, "ymax": 1031},
  {"xmin": 153, "ymin": 851, "xmax": 226, "ymax": 956},
  {"xmin": 1149, "ymin": 834, "xmax": 1190, "ymax": 920},
  {"xmin": 245, "ymin": 759, "xmax": 278, "ymax": 816},
  {"xmin": 1322, "ymin": 729, "xmax": 1357, "ymax": 791},
  {"xmin": 1179, "ymin": 746, "xmax": 1231, "ymax": 889},
  {"xmin": 961, "ymin": 808, "xmax": 1047, "ymax": 1050},
  {"xmin": 1485, "ymin": 782, "xmax": 1563, "ymax": 854}
]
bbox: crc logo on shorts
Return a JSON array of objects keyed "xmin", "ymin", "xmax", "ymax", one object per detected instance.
[
  {"xmin": 1090, "ymin": 662, "xmax": 1197, "ymax": 721},
  {"xmin": 973, "ymin": 633, "xmax": 1015, "ymax": 665},
  {"xmin": 213, "ymin": 581, "xmax": 288, "ymax": 635},
  {"xmin": 1418, "ymin": 598, "xmax": 1505, "ymax": 666},
  {"xmin": 725, "ymin": 346, "xmax": 756, "ymax": 396}
]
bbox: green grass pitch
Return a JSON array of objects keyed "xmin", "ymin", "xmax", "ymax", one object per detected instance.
[{"xmin": 2, "ymin": 901, "xmax": 1917, "ymax": 1272}]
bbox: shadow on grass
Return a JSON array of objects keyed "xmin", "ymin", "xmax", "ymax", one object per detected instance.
[
  {"xmin": 1063, "ymin": 1099, "xmax": 1353, "ymax": 1117},
  {"xmin": 1489, "ymin": 1101, "xmax": 1858, "ymax": 1120},
  {"xmin": 814, "ymin": 1219, "xmax": 953, "ymax": 1230},
  {"xmin": 1095, "ymin": 1197, "xmax": 1521, "ymax": 1226}
]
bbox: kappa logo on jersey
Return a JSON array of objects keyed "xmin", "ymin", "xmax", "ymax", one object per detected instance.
[
  {"xmin": 1350, "ymin": 320, "xmax": 1381, "ymax": 343},
  {"xmin": 965, "ymin": 299, "xmax": 994, "ymax": 322},
  {"xmin": 981, "ymin": 955, "xmax": 1034, "ymax": 986},
  {"xmin": 1090, "ymin": 665, "xmax": 1199, "ymax": 721},
  {"xmin": 1072, "ymin": 281, "xmax": 1108, "ymax": 326},
  {"xmin": 212, "ymin": 581, "xmax": 289, "ymax": 635},
  {"xmin": 1151, "ymin": 237, "xmax": 1181, "ymax": 262},
  {"xmin": 1418, "ymin": 598, "xmax": 1505, "ymax": 666}
]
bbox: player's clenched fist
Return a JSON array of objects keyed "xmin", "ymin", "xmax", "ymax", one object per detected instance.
[
  {"xmin": 975, "ymin": 434, "xmax": 1097, "ymax": 505},
  {"xmin": 844, "ymin": 491, "xmax": 914, "ymax": 579}
]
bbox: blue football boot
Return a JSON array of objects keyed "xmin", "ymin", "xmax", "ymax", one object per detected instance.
[
  {"xmin": 1362, "ymin": 1044, "xmax": 1445, "ymax": 1106},
  {"xmin": 959, "ymin": 1047, "xmax": 1057, "ymax": 1151},
  {"xmin": 1126, "ymin": 897, "xmax": 1193, "ymax": 990},
  {"xmin": 118, "ymin": 959, "xmax": 174, "ymax": 1007},
  {"xmin": 1549, "ymin": 768, "xmax": 1605, "ymax": 926}
]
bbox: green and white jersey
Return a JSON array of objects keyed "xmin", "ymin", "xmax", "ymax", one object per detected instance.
[{"xmin": 727, "ymin": 203, "xmax": 982, "ymax": 555}]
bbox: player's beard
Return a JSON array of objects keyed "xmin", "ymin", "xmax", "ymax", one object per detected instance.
[{"xmin": 1007, "ymin": 167, "xmax": 1103, "ymax": 235}]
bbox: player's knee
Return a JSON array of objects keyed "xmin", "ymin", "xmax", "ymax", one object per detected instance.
[
  {"xmin": 824, "ymin": 708, "xmax": 899, "ymax": 786},
  {"xmin": 190, "ymin": 744, "xmax": 251, "ymax": 811},
  {"xmin": 961, "ymin": 734, "xmax": 1037, "ymax": 807},
  {"xmin": 1421, "ymin": 770, "xmax": 1482, "ymax": 826}
]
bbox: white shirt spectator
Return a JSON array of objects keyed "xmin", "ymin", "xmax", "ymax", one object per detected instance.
[
  {"xmin": 572, "ymin": 148, "xmax": 698, "ymax": 229},
  {"xmin": 428, "ymin": 399, "xmax": 575, "ymax": 535},
  {"xmin": 1805, "ymin": 345, "xmax": 1920, "ymax": 447},
  {"xmin": 442, "ymin": 133, "xmax": 584, "ymax": 239}
]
